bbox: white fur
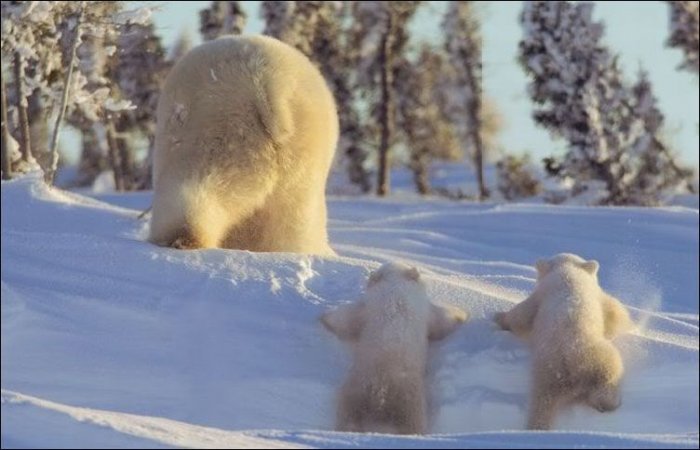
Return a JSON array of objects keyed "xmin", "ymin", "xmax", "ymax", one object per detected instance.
[
  {"xmin": 494, "ymin": 253, "xmax": 634, "ymax": 430},
  {"xmin": 149, "ymin": 35, "xmax": 339, "ymax": 255},
  {"xmin": 321, "ymin": 263, "xmax": 468, "ymax": 434}
]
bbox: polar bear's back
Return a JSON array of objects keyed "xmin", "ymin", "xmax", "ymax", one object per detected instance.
[
  {"xmin": 149, "ymin": 35, "xmax": 338, "ymax": 252},
  {"xmin": 153, "ymin": 34, "xmax": 337, "ymax": 187},
  {"xmin": 355, "ymin": 266, "xmax": 432, "ymax": 372}
]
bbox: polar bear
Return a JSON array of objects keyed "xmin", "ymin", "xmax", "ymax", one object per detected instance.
[
  {"xmin": 320, "ymin": 262, "xmax": 468, "ymax": 434},
  {"xmin": 149, "ymin": 35, "xmax": 338, "ymax": 255},
  {"xmin": 494, "ymin": 253, "xmax": 634, "ymax": 430}
]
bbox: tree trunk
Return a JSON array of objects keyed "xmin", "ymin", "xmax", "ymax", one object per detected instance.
[
  {"xmin": 105, "ymin": 118, "xmax": 125, "ymax": 191},
  {"xmin": 76, "ymin": 126, "xmax": 107, "ymax": 186},
  {"xmin": 346, "ymin": 143, "xmax": 371, "ymax": 193},
  {"xmin": 1, "ymin": 73, "xmax": 12, "ymax": 180},
  {"xmin": 118, "ymin": 143, "xmax": 133, "ymax": 190},
  {"xmin": 377, "ymin": 11, "xmax": 395, "ymax": 197},
  {"xmin": 14, "ymin": 51, "xmax": 32, "ymax": 164},
  {"xmin": 47, "ymin": 6, "xmax": 85, "ymax": 185},
  {"xmin": 28, "ymin": 91, "xmax": 49, "ymax": 163},
  {"xmin": 410, "ymin": 147, "xmax": 430, "ymax": 195},
  {"xmin": 464, "ymin": 60, "xmax": 488, "ymax": 200},
  {"xmin": 116, "ymin": 123, "xmax": 134, "ymax": 190}
]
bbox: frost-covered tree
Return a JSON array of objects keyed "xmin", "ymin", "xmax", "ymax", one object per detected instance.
[
  {"xmin": 1, "ymin": 1, "xmax": 92, "ymax": 178},
  {"xmin": 312, "ymin": 2, "xmax": 372, "ymax": 193},
  {"xmin": 47, "ymin": 3, "xmax": 89, "ymax": 184},
  {"xmin": 1, "ymin": 1, "xmax": 150, "ymax": 184},
  {"xmin": 520, "ymin": 0, "xmax": 693, "ymax": 205},
  {"xmin": 96, "ymin": 6, "xmax": 154, "ymax": 190},
  {"xmin": 200, "ymin": 1, "xmax": 247, "ymax": 41},
  {"xmin": 623, "ymin": 70, "xmax": 696, "ymax": 202},
  {"xmin": 66, "ymin": 2, "xmax": 119, "ymax": 187},
  {"xmin": 666, "ymin": 1, "xmax": 699, "ymax": 74},
  {"xmin": 396, "ymin": 45, "xmax": 460, "ymax": 195},
  {"xmin": 1, "ymin": 1, "xmax": 64, "ymax": 167},
  {"xmin": 58, "ymin": 2, "xmax": 156, "ymax": 190},
  {"xmin": 112, "ymin": 22, "xmax": 168, "ymax": 189},
  {"xmin": 443, "ymin": 1, "xmax": 489, "ymax": 200},
  {"xmin": 352, "ymin": 1, "xmax": 421, "ymax": 196}
]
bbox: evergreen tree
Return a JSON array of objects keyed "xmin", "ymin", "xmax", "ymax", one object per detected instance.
[
  {"xmin": 666, "ymin": 1, "xmax": 699, "ymax": 74},
  {"xmin": 352, "ymin": 1, "xmax": 421, "ymax": 196},
  {"xmin": 520, "ymin": 0, "xmax": 693, "ymax": 205},
  {"xmin": 443, "ymin": 1, "xmax": 489, "ymax": 199},
  {"xmin": 200, "ymin": 1, "xmax": 247, "ymax": 41},
  {"xmin": 260, "ymin": 1, "xmax": 293, "ymax": 43},
  {"xmin": 396, "ymin": 45, "xmax": 460, "ymax": 195},
  {"xmin": 311, "ymin": 2, "xmax": 372, "ymax": 193}
]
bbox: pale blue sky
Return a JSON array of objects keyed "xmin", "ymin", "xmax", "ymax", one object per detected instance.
[{"xmin": 146, "ymin": 1, "xmax": 699, "ymax": 167}]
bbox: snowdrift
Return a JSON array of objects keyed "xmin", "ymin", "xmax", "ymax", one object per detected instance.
[{"xmin": 2, "ymin": 173, "xmax": 698, "ymax": 448}]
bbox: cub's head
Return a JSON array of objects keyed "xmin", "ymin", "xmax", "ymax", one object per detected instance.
[
  {"xmin": 363, "ymin": 262, "xmax": 426, "ymax": 312},
  {"xmin": 320, "ymin": 262, "xmax": 468, "ymax": 342},
  {"xmin": 367, "ymin": 262, "xmax": 422, "ymax": 288},
  {"xmin": 535, "ymin": 253, "xmax": 599, "ymax": 280}
]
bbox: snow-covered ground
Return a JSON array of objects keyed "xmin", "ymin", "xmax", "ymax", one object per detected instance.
[{"xmin": 2, "ymin": 172, "xmax": 698, "ymax": 448}]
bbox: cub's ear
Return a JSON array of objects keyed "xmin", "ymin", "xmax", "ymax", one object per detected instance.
[
  {"xmin": 320, "ymin": 302, "xmax": 366, "ymax": 342},
  {"xmin": 535, "ymin": 259, "xmax": 551, "ymax": 278},
  {"xmin": 406, "ymin": 267, "xmax": 420, "ymax": 281},
  {"xmin": 581, "ymin": 260, "xmax": 599, "ymax": 276},
  {"xmin": 428, "ymin": 303, "xmax": 468, "ymax": 341}
]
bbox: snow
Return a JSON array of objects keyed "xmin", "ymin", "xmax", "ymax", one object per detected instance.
[{"xmin": 1, "ymin": 172, "xmax": 698, "ymax": 448}]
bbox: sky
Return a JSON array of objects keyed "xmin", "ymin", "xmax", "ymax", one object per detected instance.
[{"xmin": 143, "ymin": 0, "xmax": 699, "ymax": 167}]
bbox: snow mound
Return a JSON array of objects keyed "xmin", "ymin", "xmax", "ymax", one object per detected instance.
[{"xmin": 1, "ymin": 175, "xmax": 698, "ymax": 448}]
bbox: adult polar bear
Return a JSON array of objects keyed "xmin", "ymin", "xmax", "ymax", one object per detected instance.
[{"xmin": 149, "ymin": 35, "xmax": 338, "ymax": 255}]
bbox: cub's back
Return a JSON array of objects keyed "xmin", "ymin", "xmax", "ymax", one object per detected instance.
[{"xmin": 532, "ymin": 267, "xmax": 606, "ymax": 346}]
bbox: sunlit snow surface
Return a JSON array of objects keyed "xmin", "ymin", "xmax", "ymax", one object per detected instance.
[{"xmin": 2, "ymin": 173, "xmax": 698, "ymax": 448}]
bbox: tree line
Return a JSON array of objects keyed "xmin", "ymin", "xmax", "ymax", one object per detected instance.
[{"xmin": 1, "ymin": 1, "xmax": 697, "ymax": 205}]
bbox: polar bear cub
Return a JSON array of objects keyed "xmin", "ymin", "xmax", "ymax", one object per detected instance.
[
  {"xmin": 149, "ymin": 35, "xmax": 338, "ymax": 255},
  {"xmin": 494, "ymin": 253, "xmax": 634, "ymax": 430},
  {"xmin": 320, "ymin": 262, "xmax": 468, "ymax": 434}
]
